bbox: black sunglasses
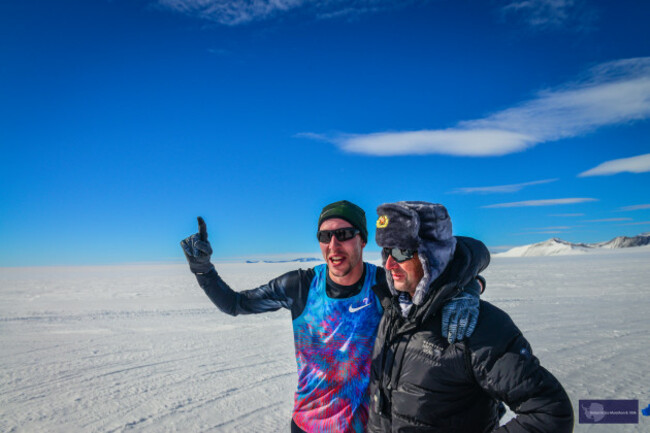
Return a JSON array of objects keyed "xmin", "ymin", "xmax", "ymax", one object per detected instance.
[
  {"xmin": 383, "ymin": 247, "xmax": 417, "ymax": 263},
  {"xmin": 317, "ymin": 227, "xmax": 360, "ymax": 243}
]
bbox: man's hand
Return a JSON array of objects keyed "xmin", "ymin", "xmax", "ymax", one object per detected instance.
[
  {"xmin": 441, "ymin": 278, "xmax": 481, "ymax": 343},
  {"xmin": 180, "ymin": 216, "xmax": 214, "ymax": 274}
]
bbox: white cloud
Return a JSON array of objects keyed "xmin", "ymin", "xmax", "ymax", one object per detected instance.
[
  {"xmin": 515, "ymin": 230, "xmax": 567, "ymax": 235},
  {"xmin": 157, "ymin": 0, "xmax": 304, "ymax": 25},
  {"xmin": 521, "ymin": 225, "xmax": 574, "ymax": 233},
  {"xmin": 450, "ymin": 178, "xmax": 557, "ymax": 194},
  {"xmin": 316, "ymin": 57, "xmax": 650, "ymax": 156},
  {"xmin": 620, "ymin": 221, "xmax": 650, "ymax": 226},
  {"xmin": 578, "ymin": 153, "xmax": 650, "ymax": 177},
  {"xmin": 618, "ymin": 204, "xmax": 650, "ymax": 211},
  {"xmin": 294, "ymin": 132, "xmax": 330, "ymax": 141},
  {"xmin": 584, "ymin": 218, "xmax": 633, "ymax": 223},
  {"xmin": 483, "ymin": 198, "xmax": 597, "ymax": 208},
  {"xmin": 550, "ymin": 213, "xmax": 584, "ymax": 217},
  {"xmin": 155, "ymin": 0, "xmax": 598, "ymax": 30},
  {"xmin": 338, "ymin": 129, "xmax": 534, "ymax": 156},
  {"xmin": 499, "ymin": 0, "xmax": 594, "ymax": 29},
  {"xmin": 155, "ymin": 0, "xmax": 415, "ymax": 25}
]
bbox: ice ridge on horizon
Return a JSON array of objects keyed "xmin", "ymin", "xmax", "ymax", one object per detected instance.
[
  {"xmin": 497, "ymin": 233, "xmax": 650, "ymax": 257},
  {"xmin": 245, "ymin": 258, "xmax": 323, "ymax": 264}
]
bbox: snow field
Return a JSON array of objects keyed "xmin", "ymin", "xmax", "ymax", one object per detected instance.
[
  {"xmin": 482, "ymin": 249, "xmax": 650, "ymax": 432},
  {"xmin": 1, "ymin": 250, "xmax": 649, "ymax": 432}
]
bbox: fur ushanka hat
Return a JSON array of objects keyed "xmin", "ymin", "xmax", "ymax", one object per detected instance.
[{"xmin": 375, "ymin": 201, "xmax": 457, "ymax": 305}]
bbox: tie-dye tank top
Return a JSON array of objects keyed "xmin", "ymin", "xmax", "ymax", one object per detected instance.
[{"xmin": 292, "ymin": 263, "xmax": 383, "ymax": 432}]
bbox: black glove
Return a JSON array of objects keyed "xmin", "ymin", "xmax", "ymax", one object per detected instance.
[{"xmin": 180, "ymin": 216, "xmax": 214, "ymax": 274}]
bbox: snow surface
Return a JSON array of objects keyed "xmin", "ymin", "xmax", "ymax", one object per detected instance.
[{"xmin": 2, "ymin": 250, "xmax": 649, "ymax": 432}]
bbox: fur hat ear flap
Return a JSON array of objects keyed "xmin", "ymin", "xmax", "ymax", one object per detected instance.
[{"xmin": 375, "ymin": 203, "xmax": 421, "ymax": 250}]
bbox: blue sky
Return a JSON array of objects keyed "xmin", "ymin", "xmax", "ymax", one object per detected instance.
[{"xmin": 1, "ymin": 0, "xmax": 649, "ymax": 266}]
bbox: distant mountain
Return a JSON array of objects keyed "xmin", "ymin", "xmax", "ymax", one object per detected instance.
[
  {"xmin": 246, "ymin": 258, "xmax": 322, "ymax": 264},
  {"xmin": 592, "ymin": 233, "xmax": 650, "ymax": 249},
  {"xmin": 496, "ymin": 233, "xmax": 650, "ymax": 257},
  {"xmin": 496, "ymin": 238, "xmax": 590, "ymax": 257}
]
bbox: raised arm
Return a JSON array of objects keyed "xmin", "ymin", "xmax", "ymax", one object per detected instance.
[{"xmin": 181, "ymin": 217, "xmax": 310, "ymax": 317}]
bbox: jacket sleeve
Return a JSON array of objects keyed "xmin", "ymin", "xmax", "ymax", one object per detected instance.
[
  {"xmin": 472, "ymin": 332, "xmax": 574, "ymax": 433},
  {"xmin": 195, "ymin": 268, "xmax": 307, "ymax": 317}
]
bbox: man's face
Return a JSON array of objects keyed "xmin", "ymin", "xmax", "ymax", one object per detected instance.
[
  {"xmin": 385, "ymin": 251, "xmax": 424, "ymax": 297},
  {"xmin": 318, "ymin": 218, "xmax": 366, "ymax": 285}
]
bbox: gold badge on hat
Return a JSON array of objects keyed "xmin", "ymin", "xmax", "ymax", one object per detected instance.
[{"xmin": 376, "ymin": 215, "xmax": 389, "ymax": 228}]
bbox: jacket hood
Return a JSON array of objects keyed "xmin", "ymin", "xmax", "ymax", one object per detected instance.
[{"xmin": 417, "ymin": 236, "xmax": 490, "ymax": 323}]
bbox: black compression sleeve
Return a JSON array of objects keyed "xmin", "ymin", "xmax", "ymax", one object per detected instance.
[{"xmin": 195, "ymin": 267, "xmax": 315, "ymax": 319}]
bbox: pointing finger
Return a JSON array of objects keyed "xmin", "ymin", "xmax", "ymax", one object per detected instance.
[{"xmin": 197, "ymin": 216, "xmax": 208, "ymax": 241}]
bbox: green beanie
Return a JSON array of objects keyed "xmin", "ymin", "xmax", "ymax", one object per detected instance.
[{"xmin": 318, "ymin": 200, "xmax": 368, "ymax": 242}]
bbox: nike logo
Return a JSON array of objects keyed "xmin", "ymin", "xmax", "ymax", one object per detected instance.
[{"xmin": 349, "ymin": 303, "xmax": 371, "ymax": 313}]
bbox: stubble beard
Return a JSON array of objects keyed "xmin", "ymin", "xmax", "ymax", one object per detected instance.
[
  {"xmin": 392, "ymin": 274, "xmax": 416, "ymax": 297},
  {"xmin": 328, "ymin": 246, "xmax": 362, "ymax": 281}
]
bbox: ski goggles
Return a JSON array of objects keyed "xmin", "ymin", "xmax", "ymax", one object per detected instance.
[
  {"xmin": 383, "ymin": 247, "xmax": 417, "ymax": 263},
  {"xmin": 317, "ymin": 227, "xmax": 360, "ymax": 243}
]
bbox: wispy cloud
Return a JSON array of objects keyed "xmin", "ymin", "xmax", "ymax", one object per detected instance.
[
  {"xmin": 314, "ymin": 57, "xmax": 650, "ymax": 156},
  {"xmin": 618, "ymin": 204, "xmax": 650, "ymax": 211},
  {"xmin": 336, "ymin": 129, "xmax": 534, "ymax": 156},
  {"xmin": 499, "ymin": 0, "xmax": 595, "ymax": 30},
  {"xmin": 294, "ymin": 132, "xmax": 330, "ymax": 141},
  {"xmin": 521, "ymin": 225, "xmax": 574, "ymax": 233},
  {"xmin": 156, "ymin": 0, "xmax": 300, "ymax": 25},
  {"xmin": 578, "ymin": 153, "xmax": 650, "ymax": 177},
  {"xmin": 483, "ymin": 197, "xmax": 597, "ymax": 208},
  {"xmin": 155, "ymin": 0, "xmax": 417, "ymax": 26},
  {"xmin": 450, "ymin": 178, "xmax": 557, "ymax": 194},
  {"xmin": 620, "ymin": 221, "xmax": 650, "ymax": 226},
  {"xmin": 584, "ymin": 218, "xmax": 632, "ymax": 222},
  {"xmin": 550, "ymin": 213, "xmax": 584, "ymax": 217},
  {"xmin": 515, "ymin": 230, "xmax": 566, "ymax": 235}
]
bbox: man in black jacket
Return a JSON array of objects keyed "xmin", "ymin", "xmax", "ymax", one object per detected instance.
[{"xmin": 368, "ymin": 201, "xmax": 574, "ymax": 433}]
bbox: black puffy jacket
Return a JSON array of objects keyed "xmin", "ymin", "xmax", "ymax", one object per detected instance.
[{"xmin": 367, "ymin": 237, "xmax": 574, "ymax": 433}]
